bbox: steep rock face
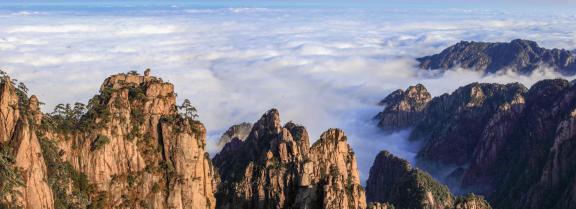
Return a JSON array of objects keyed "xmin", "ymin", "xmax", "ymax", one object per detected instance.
[
  {"xmin": 376, "ymin": 79, "xmax": 576, "ymax": 209},
  {"xmin": 213, "ymin": 109, "xmax": 307, "ymax": 209},
  {"xmin": 0, "ymin": 77, "xmax": 54, "ymax": 209},
  {"xmin": 0, "ymin": 77, "xmax": 20, "ymax": 143},
  {"xmin": 375, "ymin": 84, "xmax": 431, "ymax": 131},
  {"xmin": 412, "ymin": 82, "xmax": 527, "ymax": 166},
  {"xmin": 486, "ymin": 79, "xmax": 576, "ymax": 209},
  {"xmin": 217, "ymin": 122, "xmax": 252, "ymax": 148},
  {"xmin": 213, "ymin": 109, "xmax": 365, "ymax": 209},
  {"xmin": 296, "ymin": 129, "xmax": 366, "ymax": 209},
  {"xmin": 365, "ymin": 151, "xmax": 453, "ymax": 209},
  {"xmin": 527, "ymin": 108, "xmax": 576, "ymax": 208},
  {"xmin": 418, "ymin": 39, "xmax": 576, "ymax": 75},
  {"xmin": 38, "ymin": 72, "xmax": 217, "ymax": 209},
  {"xmin": 13, "ymin": 104, "xmax": 55, "ymax": 209}
]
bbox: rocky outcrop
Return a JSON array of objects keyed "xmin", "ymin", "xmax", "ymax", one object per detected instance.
[
  {"xmin": 0, "ymin": 77, "xmax": 20, "ymax": 144},
  {"xmin": 375, "ymin": 78, "xmax": 576, "ymax": 209},
  {"xmin": 0, "ymin": 77, "xmax": 54, "ymax": 209},
  {"xmin": 217, "ymin": 122, "xmax": 252, "ymax": 148},
  {"xmin": 375, "ymin": 84, "xmax": 431, "ymax": 131},
  {"xmin": 13, "ymin": 102, "xmax": 55, "ymax": 209},
  {"xmin": 213, "ymin": 109, "xmax": 365, "ymax": 209},
  {"xmin": 365, "ymin": 151, "xmax": 491, "ymax": 209},
  {"xmin": 412, "ymin": 82, "xmax": 527, "ymax": 166},
  {"xmin": 61, "ymin": 72, "xmax": 217, "ymax": 209},
  {"xmin": 296, "ymin": 128, "xmax": 366, "ymax": 209},
  {"xmin": 418, "ymin": 39, "xmax": 576, "ymax": 75},
  {"xmin": 213, "ymin": 109, "xmax": 305, "ymax": 209},
  {"xmin": 0, "ymin": 71, "xmax": 218, "ymax": 209}
]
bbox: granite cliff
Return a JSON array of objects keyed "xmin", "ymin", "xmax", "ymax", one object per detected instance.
[
  {"xmin": 0, "ymin": 71, "xmax": 218, "ymax": 209},
  {"xmin": 0, "ymin": 76, "xmax": 54, "ymax": 209}
]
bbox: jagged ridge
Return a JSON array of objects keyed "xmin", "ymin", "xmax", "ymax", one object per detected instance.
[
  {"xmin": 418, "ymin": 39, "xmax": 576, "ymax": 75},
  {"xmin": 375, "ymin": 78, "xmax": 576, "ymax": 209},
  {"xmin": 213, "ymin": 109, "xmax": 366, "ymax": 209}
]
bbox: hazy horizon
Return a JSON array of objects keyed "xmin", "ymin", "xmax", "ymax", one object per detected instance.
[{"xmin": 2, "ymin": 0, "xmax": 576, "ymax": 10}]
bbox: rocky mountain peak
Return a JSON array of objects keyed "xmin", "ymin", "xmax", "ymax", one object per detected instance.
[
  {"xmin": 101, "ymin": 71, "xmax": 164, "ymax": 90},
  {"xmin": 510, "ymin": 39, "xmax": 540, "ymax": 49},
  {"xmin": 526, "ymin": 78, "xmax": 570, "ymax": 102},
  {"xmin": 406, "ymin": 84, "xmax": 430, "ymax": 98},
  {"xmin": 366, "ymin": 150, "xmax": 453, "ymax": 208},
  {"xmin": 378, "ymin": 84, "xmax": 430, "ymax": 107},
  {"xmin": 253, "ymin": 108, "xmax": 282, "ymax": 135},
  {"xmin": 284, "ymin": 121, "xmax": 310, "ymax": 156},
  {"xmin": 375, "ymin": 84, "xmax": 431, "ymax": 131},
  {"xmin": 28, "ymin": 95, "xmax": 42, "ymax": 125},
  {"xmin": 316, "ymin": 128, "xmax": 346, "ymax": 144},
  {"xmin": 297, "ymin": 128, "xmax": 366, "ymax": 209},
  {"xmin": 214, "ymin": 109, "xmax": 305, "ymax": 209},
  {"xmin": 366, "ymin": 150, "xmax": 491, "ymax": 209},
  {"xmin": 214, "ymin": 110, "xmax": 365, "ymax": 209},
  {"xmin": 89, "ymin": 71, "xmax": 178, "ymax": 121}
]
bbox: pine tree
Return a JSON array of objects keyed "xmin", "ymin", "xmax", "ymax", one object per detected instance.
[{"xmin": 179, "ymin": 99, "xmax": 198, "ymax": 120}]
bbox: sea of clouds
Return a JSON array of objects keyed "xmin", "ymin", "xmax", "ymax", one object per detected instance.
[{"xmin": 1, "ymin": 6, "xmax": 576, "ymax": 183}]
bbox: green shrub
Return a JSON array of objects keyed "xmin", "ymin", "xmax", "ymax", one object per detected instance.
[
  {"xmin": 151, "ymin": 183, "xmax": 160, "ymax": 193},
  {"xmin": 88, "ymin": 192, "xmax": 108, "ymax": 209},
  {"xmin": 43, "ymin": 103, "xmax": 87, "ymax": 133},
  {"xmin": 38, "ymin": 136, "xmax": 90, "ymax": 209},
  {"xmin": 413, "ymin": 171, "xmax": 453, "ymax": 204},
  {"xmin": 127, "ymin": 173, "xmax": 136, "ymax": 187},
  {"xmin": 128, "ymin": 86, "xmax": 146, "ymax": 101},
  {"xmin": 130, "ymin": 108, "xmax": 145, "ymax": 125},
  {"xmin": 91, "ymin": 135, "xmax": 110, "ymax": 151},
  {"xmin": 0, "ymin": 146, "xmax": 23, "ymax": 208}
]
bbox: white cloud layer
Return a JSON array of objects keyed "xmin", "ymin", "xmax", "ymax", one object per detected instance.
[{"xmin": 1, "ymin": 7, "xmax": 575, "ymax": 183}]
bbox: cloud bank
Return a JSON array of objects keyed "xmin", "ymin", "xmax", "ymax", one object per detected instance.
[{"xmin": 0, "ymin": 7, "xmax": 575, "ymax": 183}]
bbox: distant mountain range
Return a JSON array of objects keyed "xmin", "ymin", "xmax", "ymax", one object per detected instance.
[{"xmin": 418, "ymin": 39, "xmax": 576, "ymax": 75}]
